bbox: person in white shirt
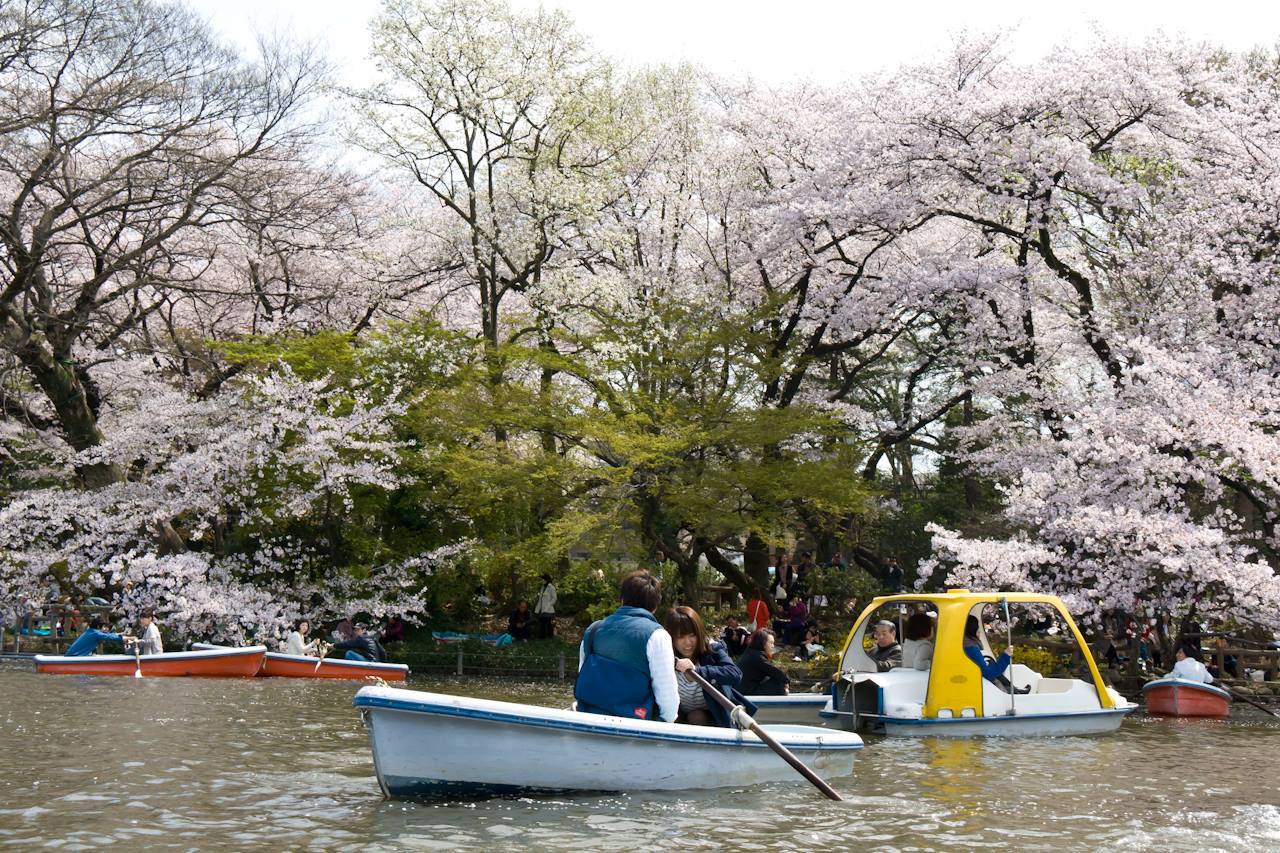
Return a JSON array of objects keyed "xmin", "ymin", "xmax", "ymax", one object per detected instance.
[
  {"xmin": 533, "ymin": 574, "xmax": 558, "ymax": 639},
  {"xmin": 285, "ymin": 618, "xmax": 322, "ymax": 657},
  {"xmin": 901, "ymin": 611, "xmax": 936, "ymax": 671},
  {"xmin": 132, "ymin": 611, "xmax": 163, "ymax": 655},
  {"xmin": 1168, "ymin": 643, "xmax": 1213, "ymax": 683}
]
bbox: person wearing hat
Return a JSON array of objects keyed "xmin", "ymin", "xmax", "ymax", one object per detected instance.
[
  {"xmin": 330, "ymin": 622, "xmax": 387, "ymax": 662},
  {"xmin": 533, "ymin": 574, "xmax": 557, "ymax": 640}
]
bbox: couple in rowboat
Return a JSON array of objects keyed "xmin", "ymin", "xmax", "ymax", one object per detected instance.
[
  {"xmin": 575, "ymin": 571, "xmax": 754, "ymax": 727},
  {"xmin": 285, "ymin": 619, "xmax": 387, "ymax": 662}
]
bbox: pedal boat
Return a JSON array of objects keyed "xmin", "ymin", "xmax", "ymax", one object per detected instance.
[
  {"xmin": 354, "ymin": 685, "xmax": 862, "ymax": 800},
  {"xmin": 193, "ymin": 643, "xmax": 409, "ymax": 681},
  {"xmin": 826, "ymin": 590, "xmax": 1136, "ymax": 737},
  {"xmin": 34, "ymin": 645, "xmax": 267, "ymax": 677},
  {"xmin": 1141, "ymin": 677, "xmax": 1232, "ymax": 718}
]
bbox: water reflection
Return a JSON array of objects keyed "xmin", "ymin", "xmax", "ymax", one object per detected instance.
[{"xmin": 1, "ymin": 666, "xmax": 1278, "ymax": 851}]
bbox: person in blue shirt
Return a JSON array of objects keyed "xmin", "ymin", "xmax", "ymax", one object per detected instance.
[
  {"xmin": 64, "ymin": 617, "xmax": 128, "ymax": 656},
  {"xmin": 963, "ymin": 615, "xmax": 1029, "ymax": 693}
]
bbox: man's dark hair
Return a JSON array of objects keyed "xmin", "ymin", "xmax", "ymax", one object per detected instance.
[
  {"xmin": 140, "ymin": 609, "xmax": 155, "ymax": 619},
  {"xmin": 619, "ymin": 571, "xmax": 661, "ymax": 611},
  {"xmin": 89, "ymin": 617, "xmax": 107, "ymax": 631},
  {"xmin": 1180, "ymin": 641, "xmax": 1202, "ymax": 662}
]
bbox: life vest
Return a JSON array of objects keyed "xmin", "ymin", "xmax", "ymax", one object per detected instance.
[{"xmin": 574, "ymin": 606, "xmax": 661, "ymax": 720}]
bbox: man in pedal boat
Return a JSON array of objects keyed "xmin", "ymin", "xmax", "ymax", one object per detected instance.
[{"xmin": 574, "ymin": 571, "xmax": 680, "ymax": 723}]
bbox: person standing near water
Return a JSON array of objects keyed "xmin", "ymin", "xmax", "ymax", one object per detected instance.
[{"xmin": 533, "ymin": 574, "xmax": 557, "ymax": 639}]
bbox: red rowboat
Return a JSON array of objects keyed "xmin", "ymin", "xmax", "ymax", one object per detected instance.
[
  {"xmin": 1141, "ymin": 677, "xmax": 1232, "ymax": 718},
  {"xmin": 34, "ymin": 646, "xmax": 267, "ymax": 677},
  {"xmin": 193, "ymin": 643, "xmax": 410, "ymax": 681}
]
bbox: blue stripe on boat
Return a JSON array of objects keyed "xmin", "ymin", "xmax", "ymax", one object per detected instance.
[{"xmin": 354, "ymin": 694, "xmax": 863, "ymax": 749}]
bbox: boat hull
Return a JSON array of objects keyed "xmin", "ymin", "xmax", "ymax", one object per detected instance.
[
  {"xmin": 747, "ymin": 693, "xmax": 830, "ymax": 725},
  {"xmin": 1142, "ymin": 678, "xmax": 1232, "ymax": 718},
  {"xmin": 191, "ymin": 643, "xmax": 410, "ymax": 681},
  {"xmin": 261, "ymin": 652, "xmax": 408, "ymax": 681},
  {"xmin": 34, "ymin": 646, "xmax": 266, "ymax": 677},
  {"xmin": 878, "ymin": 707, "xmax": 1133, "ymax": 737},
  {"xmin": 354, "ymin": 686, "xmax": 862, "ymax": 799}
]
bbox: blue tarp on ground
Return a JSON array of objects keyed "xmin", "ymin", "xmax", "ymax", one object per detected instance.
[{"xmin": 430, "ymin": 631, "xmax": 513, "ymax": 647}]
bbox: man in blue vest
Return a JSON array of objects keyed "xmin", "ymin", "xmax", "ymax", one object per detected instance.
[{"xmin": 575, "ymin": 571, "xmax": 679, "ymax": 722}]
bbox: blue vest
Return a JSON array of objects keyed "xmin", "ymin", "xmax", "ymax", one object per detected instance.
[{"xmin": 575, "ymin": 606, "xmax": 661, "ymax": 720}]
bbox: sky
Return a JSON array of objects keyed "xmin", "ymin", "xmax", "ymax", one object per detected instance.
[{"xmin": 188, "ymin": 0, "xmax": 1280, "ymax": 87}]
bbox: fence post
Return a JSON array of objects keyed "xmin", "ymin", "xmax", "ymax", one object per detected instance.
[
  {"xmin": 558, "ymin": 651, "xmax": 565, "ymax": 680},
  {"xmin": 457, "ymin": 648, "xmax": 464, "ymax": 676}
]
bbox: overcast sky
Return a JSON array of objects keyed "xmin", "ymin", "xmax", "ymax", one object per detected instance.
[{"xmin": 189, "ymin": 0, "xmax": 1280, "ymax": 86}]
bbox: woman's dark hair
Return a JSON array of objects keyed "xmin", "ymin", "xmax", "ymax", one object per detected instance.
[
  {"xmin": 140, "ymin": 609, "xmax": 155, "ymax": 619},
  {"xmin": 964, "ymin": 615, "xmax": 981, "ymax": 639},
  {"xmin": 664, "ymin": 605, "xmax": 711, "ymax": 657},
  {"xmin": 905, "ymin": 612, "xmax": 934, "ymax": 641},
  {"xmin": 1180, "ymin": 642, "xmax": 1203, "ymax": 662},
  {"xmin": 293, "ymin": 618, "xmax": 310, "ymax": 631},
  {"xmin": 619, "ymin": 571, "xmax": 661, "ymax": 611},
  {"xmin": 748, "ymin": 628, "xmax": 775, "ymax": 652}
]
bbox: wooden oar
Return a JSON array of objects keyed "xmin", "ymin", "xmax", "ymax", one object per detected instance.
[
  {"xmin": 683, "ymin": 668, "xmax": 843, "ymax": 801},
  {"xmin": 1222, "ymin": 685, "xmax": 1279, "ymax": 718}
]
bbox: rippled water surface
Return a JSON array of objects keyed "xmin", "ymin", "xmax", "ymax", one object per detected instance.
[{"xmin": 2, "ymin": 665, "xmax": 1279, "ymax": 851}]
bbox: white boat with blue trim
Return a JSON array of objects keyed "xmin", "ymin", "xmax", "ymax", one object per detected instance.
[{"xmin": 354, "ymin": 685, "xmax": 863, "ymax": 799}]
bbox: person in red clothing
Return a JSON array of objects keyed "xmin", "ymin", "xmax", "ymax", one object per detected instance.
[{"xmin": 746, "ymin": 596, "xmax": 770, "ymax": 633}]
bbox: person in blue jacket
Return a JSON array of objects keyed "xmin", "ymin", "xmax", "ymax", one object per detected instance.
[
  {"xmin": 575, "ymin": 571, "xmax": 679, "ymax": 723},
  {"xmin": 664, "ymin": 605, "xmax": 756, "ymax": 727},
  {"xmin": 64, "ymin": 617, "xmax": 128, "ymax": 656},
  {"xmin": 963, "ymin": 614, "xmax": 1028, "ymax": 693}
]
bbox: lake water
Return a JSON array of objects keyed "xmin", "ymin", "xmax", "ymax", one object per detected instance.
[{"xmin": 2, "ymin": 665, "xmax": 1278, "ymax": 851}]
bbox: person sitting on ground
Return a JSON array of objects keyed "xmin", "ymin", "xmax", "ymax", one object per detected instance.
[
  {"xmin": 330, "ymin": 622, "xmax": 387, "ymax": 662},
  {"xmin": 1169, "ymin": 642, "xmax": 1214, "ymax": 683},
  {"xmin": 796, "ymin": 623, "xmax": 825, "ymax": 661},
  {"xmin": 575, "ymin": 571, "xmax": 679, "ymax": 722},
  {"xmin": 64, "ymin": 617, "xmax": 129, "ymax": 656},
  {"xmin": 783, "ymin": 596, "xmax": 810, "ymax": 645},
  {"xmin": 738, "ymin": 628, "xmax": 791, "ymax": 696},
  {"xmin": 508, "ymin": 600, "xmax": 534, "ymax": 641},
  {"xmin": 134, "ymin": 610, "xmax": 163, "ymax": 655},
  {"xmin": 720, "ymin": 615, "xmax": 750, "ymax": 657},
  {"xmin": 665, "ymin": 605, "xmax": 753, "ymax": 727},
  {"xmin": 901, "ymin": 612, "xmax": 935, "ymax": 671},
  {"xmin": 869, "ymin": 620, "xmax": 903, "ymax": 671},
  {"xmin": 285, "ymin": 618, "xmax": 322, "ymax": 657},
  {"xmin": 380, "ymin": 614, "xmax": 406, "ymax": 645}
]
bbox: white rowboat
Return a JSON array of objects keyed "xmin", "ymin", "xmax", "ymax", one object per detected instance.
[{"xmin": 354, "ymin": 685, "xmax": 862, "ymax": 800}]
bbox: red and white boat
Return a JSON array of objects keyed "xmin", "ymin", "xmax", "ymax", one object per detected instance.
[
  {"xmin": 1141, "ymin": 677, "xmax": 1232, "ymax": 718},
  {"xmin": 193, "ymin": 643, "xmax": 409, "ymax": 681},
  {"xmin": 35, "ymin": 646, "xmax": 267, "ymax": 678}
]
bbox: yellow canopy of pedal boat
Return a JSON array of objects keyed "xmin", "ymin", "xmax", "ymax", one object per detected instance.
[{"xmin": 837, "ymin": 589, "xmax": 1115, "ymax": 719}]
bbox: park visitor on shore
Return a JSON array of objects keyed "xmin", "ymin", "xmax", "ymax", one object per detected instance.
[
  {"xmin": 574, "ymin": 571, "xmax": 678, "ymax": 722},
  {"xmin": 534, "ymin": 574, "xmax": 557, "ymax": 639}
]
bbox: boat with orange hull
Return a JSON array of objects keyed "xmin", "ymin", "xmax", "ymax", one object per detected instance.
[
  {"xmin": 1141, "ymin": 678, "xmax": 1232, "ymax": 718},
  {"xmin": 34, "ymin": 646, "xmax": 267, "ymax": 678},
  {"xmin": 193, "ymin": 643, "xmax": 409, "ymax": 681}
]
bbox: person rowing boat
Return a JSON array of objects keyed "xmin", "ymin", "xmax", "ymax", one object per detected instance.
[{"xmin": 328, "ymin": 622, "xmax": 387, "ymax": 662}]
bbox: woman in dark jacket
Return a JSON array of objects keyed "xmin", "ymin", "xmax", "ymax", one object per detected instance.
[
  {"xmin": 664, "ymin": 605, "xmax": 754, "ymax": 727},
  {"xmin": 738, "ymin": 628, "xmax": 790, "ymax": 696}
]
